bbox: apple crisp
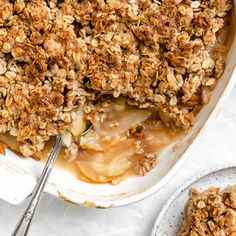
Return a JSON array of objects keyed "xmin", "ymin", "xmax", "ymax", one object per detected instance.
[
  {"xmin": 0, "ymin": 0, "xmax": 233, "ymax": 183},
  {"xmin": 178, "ymin": 186, "xmax": 236, "ymax": 236}
]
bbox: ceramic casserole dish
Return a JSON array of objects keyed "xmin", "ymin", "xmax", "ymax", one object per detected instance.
[{"xmin": 0, "ymin": 1, "xmax": 235, "ymax": 208}]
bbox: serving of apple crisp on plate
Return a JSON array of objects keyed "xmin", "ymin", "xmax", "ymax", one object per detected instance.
[
  {"xmin": 0, "ymin": 0, "xmax": 233, "ymax": 185},
  {"xmin": 151, "ymin": 166, "xmax": 236, "ymax": 236},
  {"xmin": 178, "ymin": 186, "xmax": 236, "ymax": 236}
]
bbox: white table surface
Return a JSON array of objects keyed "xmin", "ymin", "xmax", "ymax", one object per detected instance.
[{"xmin": 0, "ymin": 86, "xmax": 236, "ymax": 236}]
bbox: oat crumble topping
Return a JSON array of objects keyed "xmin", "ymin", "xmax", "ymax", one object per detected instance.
[
  {"xmin": 178, "ymin": 186, "xmax": 236, "ymax": 236},
  {"xmin": 0, "ymin": 0, "xmax": 232, "ymax": 158}
]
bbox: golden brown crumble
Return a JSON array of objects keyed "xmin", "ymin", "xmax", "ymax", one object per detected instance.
[
  {"xmin": 128, "ymin": 124, "xmax": 146, "ymax": 139},
  {"xmin": 0, "ymin": 0, "xmax": 232, "ymax": 157},
  {"xmin": 138, "ymin": 152, "xmax": 158, "ymax": 176},
  {"xmin": 178, "ymin": 186, "xmax": 236, "ymax": 236}
]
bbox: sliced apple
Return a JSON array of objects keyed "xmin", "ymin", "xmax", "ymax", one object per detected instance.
[
  {"xmin": 61, "ymin": 130, "xmax": 72, "ymax": 147},
  {"xmin": 92, "ymin": 107, "xmax": 151, "ymax": 136},
  {"xmin": 93, "ymin": 156, "xmax": 132, "ymax": 177},
  {"xmin": 144, "ymin": 120, "xmax": 178, "ymax": 152},
  {"xmin": 79, "ymin": 130, "xmax": 103, "ymax": 152},
  {"xmin": 70, "ymin": 108, "xmax": 86, "ymax": 137},
  {"xmin": 76, "ymin": 139, "xmax": 136, "ymax": 183},
  {"xmin": 113, "ymin": 97, "xmax": 126, "ymax": 111}
]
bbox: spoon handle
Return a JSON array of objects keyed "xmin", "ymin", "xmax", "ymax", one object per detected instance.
[{"xmin": 12, "ymin": 136, "xmax": 63, "ymax": 236}]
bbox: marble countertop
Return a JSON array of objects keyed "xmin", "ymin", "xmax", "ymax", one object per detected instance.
[{"xmin": 0, "ymin": 86, "xmax": 236, "ymax": 236}]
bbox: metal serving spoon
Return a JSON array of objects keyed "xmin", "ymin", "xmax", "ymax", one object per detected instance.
[{"xmin": 12, "ymin": 122, "xmax": 92, "ymax": 236}]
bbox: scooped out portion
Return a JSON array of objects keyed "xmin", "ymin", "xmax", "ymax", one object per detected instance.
[{"xmin": 74, "ymin": 99, "xmax": 181, "ymax": 184}]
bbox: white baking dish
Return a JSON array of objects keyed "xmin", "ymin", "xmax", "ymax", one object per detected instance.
[{"xmin": 0, "ymin": 15, "xmax": 236, "ymax": 209}]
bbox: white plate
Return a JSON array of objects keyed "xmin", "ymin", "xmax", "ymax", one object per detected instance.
[{"xmin": 151, "ymin": 164, "xmax": 236, "ymax": 236}]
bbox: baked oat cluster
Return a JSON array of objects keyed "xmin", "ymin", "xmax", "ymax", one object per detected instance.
[
  {"xmin": 178, "ymin": 187, "xmax": 236, "ymax": 236},
  {"xmin": 0, "ymin": 0, "xmax": 232, "ymax": 156}
]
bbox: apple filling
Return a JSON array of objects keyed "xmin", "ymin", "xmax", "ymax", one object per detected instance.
[{"xmin": 70, "ymin": 100, "xmax": 181, "ymax": 184}]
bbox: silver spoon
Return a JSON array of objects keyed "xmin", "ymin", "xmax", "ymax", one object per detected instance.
[{"xmin": 12, "ymin": 122, "xmax": 92, "ymax": 236}]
